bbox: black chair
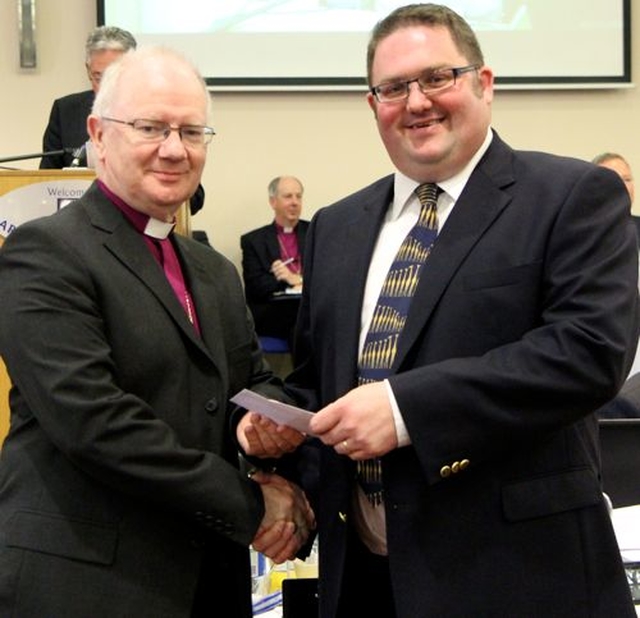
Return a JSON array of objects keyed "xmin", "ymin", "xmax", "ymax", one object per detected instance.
[
  {"xmin": 282, "ymin": 578, "xmax": 318, "ymax": 618},
  {"xmin": 258, "ymin": 335, "xmax": 293, "ymax": 379},
  {"xmin": 598, "ymin": 419, "xmax": 640, "ymax": 509}
]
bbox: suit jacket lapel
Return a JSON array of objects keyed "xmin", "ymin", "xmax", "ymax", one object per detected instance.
[
  {"xmin": 394, "ymin": 137, "xmax": 515, "ymax": 370},
  {"xmin": 334, "ymin": 177, "xmax": 394, "ymax": 390},
  {"xmin": 173, "ymin": 238, "xmax": 227, "ymax": 362},
  {"xmin": 266, "ymin": 224, "xmax": 280, "ymax": 262},
  {"xmin": 82, "ymin": 185, "xmax": 213, "ymax": 360}
]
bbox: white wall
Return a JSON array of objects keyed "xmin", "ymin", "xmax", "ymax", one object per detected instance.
[{"xmin": 2, "ymin": 0, "xmax": 639, "ymax": 272}]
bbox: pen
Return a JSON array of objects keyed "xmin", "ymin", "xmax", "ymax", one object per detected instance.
[{"xmin": 281, "ymin": 257, "xmax": 295, "ymax": 266}]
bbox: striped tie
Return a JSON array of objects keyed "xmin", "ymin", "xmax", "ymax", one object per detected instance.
[{"xmin": 356, "ymin": 182, "xmax": 440, "ymax": 505}]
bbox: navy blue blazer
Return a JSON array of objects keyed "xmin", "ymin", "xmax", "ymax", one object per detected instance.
[{"xmin": 287, "ymin": 131, "xmax": 639, "ymax": 617}]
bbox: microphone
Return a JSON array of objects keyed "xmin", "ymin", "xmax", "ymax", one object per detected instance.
[
  {"xmin": 0, "ymin": 147, "xmax": 77, "ymax": 166},
  {"xmin": 70, "ymin": 144, "xmax": 86, "ymax": 168}
]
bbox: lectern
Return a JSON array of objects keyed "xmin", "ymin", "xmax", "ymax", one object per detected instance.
[{"xmin": 0, "ymin": 170, "xmax": 191, "ymax": 445}]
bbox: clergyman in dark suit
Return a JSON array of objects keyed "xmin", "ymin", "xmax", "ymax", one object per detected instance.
[
  {"xmin": 0, "ymin": 46, "xmax": 314, "ymax": 618},
  {"xmin": 39, "ymin": 25, "xmax": 136, "ymax": 169},
  {"xmin": 238, "ymin": 4, "xmax": 638, "ymax": 617},
  {"xmin": 240, "ymin": 176, "xmax": 309, "ymax": 344},
  {"xmin": 592, "ymin": 151, "xmax": 639, "ymax": 245},
  {"xmin": 592, "ymin": 152, "xmax": 640, "ymax": 417}
]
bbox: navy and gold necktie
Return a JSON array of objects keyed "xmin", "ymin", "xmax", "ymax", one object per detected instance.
[{"xmin": 357, "ymin": 182, "xmax": 440, "ymax": 505}]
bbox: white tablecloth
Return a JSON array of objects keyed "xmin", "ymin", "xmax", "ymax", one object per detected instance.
[{"xmin": 611, "ymin": 504, "xmax": 640, "ymax": 564}]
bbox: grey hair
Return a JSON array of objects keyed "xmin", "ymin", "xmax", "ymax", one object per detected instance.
[
  {"xmin": 85, "ymin": 26, "xmax": 137, "ymax": 63},
  {"xmin": 268, "ymin": 176, "xmax": 304, "ymax": 198},
  {"xmin": 592, "ymin": 152, "xmax": 629, "ymax": 167},
  {"xmin": 92, "ymin": 46, "xmax": 212, "ymax": 122}
]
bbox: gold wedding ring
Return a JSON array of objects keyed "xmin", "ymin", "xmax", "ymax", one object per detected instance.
[{"xmin": 342, "ymin": 440, "xmax": 349, "ymax": 450}]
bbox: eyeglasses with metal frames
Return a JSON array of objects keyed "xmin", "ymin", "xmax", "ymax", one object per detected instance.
[
  {"xmin": 370, "ymin": 64, "xmax": 480, "ymax": 104},
  {"xmin": 101, "ymin": 117, "xmax": 216, "ymax": 146}
]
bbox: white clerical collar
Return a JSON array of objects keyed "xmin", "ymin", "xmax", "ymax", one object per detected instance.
[
  {"xmin": 276, "ymin": 222, "xmax": 295, "ymax": 234},
  {"xmin": 143, "ymin": 217, "xmax": 175, "ymax": 240}
]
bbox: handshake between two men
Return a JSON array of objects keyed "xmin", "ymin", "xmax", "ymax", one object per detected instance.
[
  {"xmin": 239, "ymin": 409, "xmax": 315, "ymax": 565},
  {"xmin": 239, "ymin": 379, "xmax": 399, "ymax": 563}
]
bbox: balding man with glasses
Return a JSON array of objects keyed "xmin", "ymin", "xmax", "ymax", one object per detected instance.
[{"xmin": 0, "ymin": 46, "xmax": 314, "ymax": 618}]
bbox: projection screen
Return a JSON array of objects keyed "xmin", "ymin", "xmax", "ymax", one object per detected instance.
[{"xmin": 97, "ymin": 0, "xmax": 631, "ymax": 91}]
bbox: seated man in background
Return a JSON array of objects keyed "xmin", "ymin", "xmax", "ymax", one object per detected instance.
[
  {"xmin": 241, "ymin": 176, "xmax": 309, "ymax": 346},
  {"xmin": 593, "ymin": 153, "xmax": 640, "ymax": 416},
  {"xmin": 40, "ymin": 25, "xmax": 136, "ymax": 169},
  {"xmin": 592, "ymin": 152, "xmax": 638, "ymax": 244}
]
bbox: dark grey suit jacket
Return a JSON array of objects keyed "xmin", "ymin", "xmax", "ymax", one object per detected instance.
[
  {"xmin": 241, "ymin": 221, "xmax": 309, "ymax": 302},
  {"xmin": 287, "ymin": 132, "xmax": 639, "ymax": 617},
  {"xmin": 40, "ymin": 89, "xmax": 94, "ymax": 169},
  {"xmin": 0, "ymin": 183, "xmax": 282, "ymax": 617}
]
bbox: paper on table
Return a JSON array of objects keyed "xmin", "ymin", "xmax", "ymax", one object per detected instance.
[{"xmin": 231, "ymin": 389, "xmax": 315, "ymax": 435}]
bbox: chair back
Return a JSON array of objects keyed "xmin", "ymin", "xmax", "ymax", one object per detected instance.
[{"xmin": 599, "ymin": 419, "xmax": 640, "ymax": 508}]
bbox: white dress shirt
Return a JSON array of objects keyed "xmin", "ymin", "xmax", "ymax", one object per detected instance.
[{"xmin": 354, "ymin": 128, "xmax": 493, "ymax": 555}]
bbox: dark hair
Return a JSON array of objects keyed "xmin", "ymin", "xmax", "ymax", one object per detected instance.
[{"xmin": 366, "ymin": 3, "xmax": 484, "ymax": 85}]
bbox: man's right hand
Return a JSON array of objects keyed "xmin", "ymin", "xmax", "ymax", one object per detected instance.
[{"xmin": 271, "ymin": 259, "xmax": 303, "ymax": 288}]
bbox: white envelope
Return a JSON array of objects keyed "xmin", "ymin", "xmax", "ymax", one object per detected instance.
[{"xmin": 231, "ymin": 389, "xmax": 315, "ymax": 435}]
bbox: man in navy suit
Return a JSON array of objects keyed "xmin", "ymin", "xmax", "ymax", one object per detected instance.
[
  {"xmin": 239, "ymin": 4, "xmax": 638, "ymax": 616},
  {"xmin": 39, "ymin": 25, "xmax": 136, "ymax": 169},
  {"xmin": 240, "ymin": 176, "xmax": 309, "ymax": 344}
]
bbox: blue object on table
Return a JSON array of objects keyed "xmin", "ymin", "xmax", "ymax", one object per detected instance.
[
  {"xmin": 259, "ymin": 336, "xmax": 290, "ymax": 354},
  {"xmin": 252, "ymin": 590, "xmax": 282, "ymax": 614}
]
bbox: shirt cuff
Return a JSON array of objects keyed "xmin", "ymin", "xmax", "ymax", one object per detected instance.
[{"xmin": 384, "ymin": 379, "xmax": 411, "ymax": 447}]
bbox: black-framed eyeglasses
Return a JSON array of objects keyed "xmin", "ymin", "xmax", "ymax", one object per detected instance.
[
  {"xmin": 101, "ymin": 117, "xmax": 215, "ymax": 146},
  {"xmin": 370, "ymin": 64, "xmax": 480, "ymax": 104}
]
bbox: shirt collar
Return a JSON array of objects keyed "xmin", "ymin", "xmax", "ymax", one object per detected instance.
[
  {"xmin": 97, "ymin": 180, "xmax": 176, "ymax": 239},
  {"xmin": 275, "ymin": 222, "xmax": 296, "ymax": 234},
  {"xmin": 438, "ymin": 128, "xmax": 493, "ymax": 202},
  {"xmin": 391, "ymin": 127, "xmax": 494, "ymax": 219}
]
